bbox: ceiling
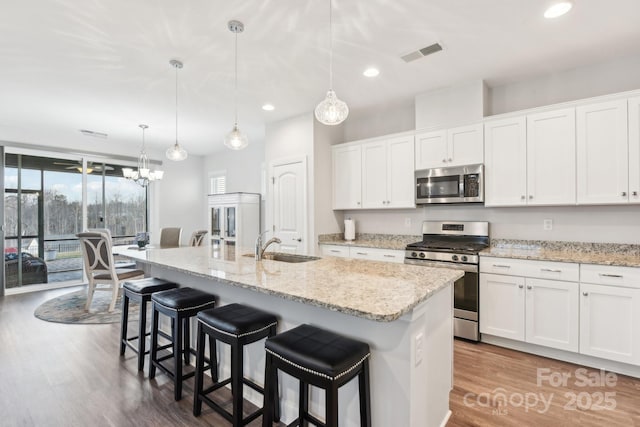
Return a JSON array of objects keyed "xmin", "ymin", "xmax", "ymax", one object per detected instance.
[{"xmin": 2, "ymin": 0, "xmax": 640, "ymax": 156}]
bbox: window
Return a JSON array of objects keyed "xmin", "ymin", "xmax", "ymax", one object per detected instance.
[{"xmin": 210, "ymin": 173, "xmax": 226, "ymax": 195}]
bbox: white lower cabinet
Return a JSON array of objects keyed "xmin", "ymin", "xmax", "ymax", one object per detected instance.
[
  {"xmin": 525, "ymin": 278, "xmax": 579, "ymax": 352},
  {"xmin": 319, "ymin": 244, "xmax": 404, "ymax": 263},
  {"xmin": 480, "ymin": 257, "xmax": 579, "ymax": 352},
  {"xmin": 480, "ymin": 273, "xmax": 525, "ymax": 341},
  {"xmin": 579, "ymin": 264, "xmax": 640, "ymax": 365}
]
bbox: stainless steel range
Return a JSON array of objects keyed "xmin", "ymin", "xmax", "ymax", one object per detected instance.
[{"xmin": 405, "ymin": 221, "xmax": 489, "ymax": 341}]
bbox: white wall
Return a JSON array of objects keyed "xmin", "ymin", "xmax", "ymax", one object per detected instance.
[
  {"xmin": 489, "ymin": 53, "xmax": 640, "ymax": 115},
  {"xmin": 342, "ymin": 98, "xmax": 415, "ymax": 142},
  {"xmin": 151, "ymin": 154, "xmax": 206, "ymax": 246},
  {"xmin": 414, "ymin": 80, "xmax": 488, "ymax": 130},
  {"xmin": 343, "ymin": 205, "xmax": 640, "ymax": 244}
]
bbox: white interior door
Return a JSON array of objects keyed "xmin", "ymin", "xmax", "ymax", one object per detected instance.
[{"xmin": 272, "ymin": 160, "xmax": 306, "ymax": 254}]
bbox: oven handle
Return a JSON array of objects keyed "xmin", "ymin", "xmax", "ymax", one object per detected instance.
[{"xmin": 404, "ymin": 258, "xmax": 478, "ymax": 273}]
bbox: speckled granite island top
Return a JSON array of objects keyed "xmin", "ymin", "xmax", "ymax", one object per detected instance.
[
  {"xmin": 481, "ymin": 239, "xmax": 640, "ymax": 268},
  {"xmin": 318, "ymin": 233, "xmax": 421, "ymax": 250},
  {"xmin": 115, "ymin": 245, "xmax": 463, "ymax": 322}
]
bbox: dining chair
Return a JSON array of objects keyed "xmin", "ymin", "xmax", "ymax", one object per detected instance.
[
  {"xmin": 160, "ymin": 227, "xmax": 183, "ymax": 248},
  {"xmin": 188, "ymin": 230, "xmax": 208, "ymax": 247},
  {"xmin": 88, "ymin": 227, "xmax": 136, "ymax": 268},
  {"xmin": 77, "ymin": 231, "xmax": 144, "ymax": 312}
]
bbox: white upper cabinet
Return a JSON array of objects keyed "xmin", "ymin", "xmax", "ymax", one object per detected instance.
[
  {"xmin": 362, "ymin": 141, "xmax": 387, "ymax": 208},
  {"xmin": 362, "ymin": 136, "xmax": 415, "ymax": 208},
  {"xmin": 415, "ymin": 130, "xmax": 447, "ymax": 169},
  {"xmin": 526, "ymin": 108, "xmax": 576, "ymax": 205},
  {"xmin": 576, "ymin": 99, "xmax": 629, "ymax": 204},
  {"xmin": 386, "ymin": 136, "xmax": 416, "ymax": 208},
  {"xmin": 334, "ymin": 135, "xmax": 415, "ymax": 210},
  {"xmin": 415, "ymin": 124, "xmax": 483, "ymax": 169},
  {"xmin": 629, "ymin": 96, "xmax": 640, "ymax": 203},
  {"xmin": 484, "ymin": 117, "xmax": 527, "ymax": 206},
  {"xmin": 332, "ymin": 144, "xmax": 362, "ymax": 209}
]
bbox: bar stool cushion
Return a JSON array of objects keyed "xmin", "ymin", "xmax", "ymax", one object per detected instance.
[
  {"xmin": 123, "ymin": 277, "xmax": 177, "ymax": 295},
  {"xmin": 197, "ymin": 303, "xmax": 278, "ymax": 337},
  {"xmin": 265, "ymin": 324, "xmax": 370, "ymax": 380},
  {"xmin": 151, "ymin": 287, "xmax": 216, "ymax": 311}
]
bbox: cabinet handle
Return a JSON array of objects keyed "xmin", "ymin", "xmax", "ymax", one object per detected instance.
[
  {"xmin": 442, "ymin": 159, "xmax": 447, "ymax": 163},
  {"xmin": 633, "ymin": 191, "xmax": 638, "ymax": 196},
  {"xmin": 356, "ymin": 252, "xmax": 368, "ymax": 255},
  {"xmin": 492, "ymin": 264, "xmax": 511, "ymax": 268},
  {"xmin": 622, "ymin": 192, "xmax": 627, "ymax": 197},
  {"xmin": 383, "ymin": 254, "xmax": 396, "ymax": 258},
  {"xmin": 527, "ymin": 285, "xmax": 532, "ymax": 290},
  {"xmin": 598, "ymin": 273, "xmax": 623, "ymax": 278},
  {"xmin": 540, "ymin": 268, "xmax": 562, "ymax": 273},
  {"xmin": 529, "ymin": 195, "xmax": 533, "ymax": 199},
  {"xmin": 518, "ymin": 284, "xmax": 524, "ymax": 289},
  {"xmin": 357, "ymin": 201, "xmax": 361, "ymax": 205},
  {"xmin": 330, "ymin": 250, "xmax": 341, "ymax": 253},
  {"xmin": 583, "ymin": 292, "xmax": 589, "ymax": 296},
  {"xmin": 521, "ymin": 195, "xmax": 525, "ymax": 200},
  {"xmin": 293, "ymin": 238, "xmax": 302, "ymax": 242},
  {"xmin": 448, "ymin": 158, "xmax": 452, "ymax": 162}
]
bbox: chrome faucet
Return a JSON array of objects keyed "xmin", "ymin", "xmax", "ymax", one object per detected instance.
[{"xmin": 255, "ymin": 231, "xmax": 281, "ymax": 260}]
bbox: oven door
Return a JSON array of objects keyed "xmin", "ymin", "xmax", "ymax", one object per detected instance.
[{"xmin": 415, "ymin": 173, "xmax": 462, "ymax": 203}]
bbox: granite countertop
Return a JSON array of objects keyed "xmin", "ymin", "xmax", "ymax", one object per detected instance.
[
  {"xmin": 480, "ymin": 239, "xmax": 640, "ymax": 268},
  {"xmin": 318, "ymin": 233, "xmax": 420, "ymax": 251},
  {"xmin": 115, "ymin": 245, "xmax": 462, "ymax": 322}
]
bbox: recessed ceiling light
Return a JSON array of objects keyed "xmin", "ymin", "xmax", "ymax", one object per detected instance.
[
  {"xmin": 262, "ymin": 104, "xmax": 275, "ymax": 111},
  {"xmin": 544, "ymin": 1, "xmax": 573, "ymax": 18},
  {"xmin": 363, "ymin": 68, "xmax": 380, "ymax": 78}
]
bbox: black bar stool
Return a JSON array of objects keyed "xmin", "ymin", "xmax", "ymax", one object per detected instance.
[
  {"xmin": 149, "ymin": 287, "xmax": 216, "ymax": 401},
  {"xmin": 119, "ymin": 277, "xmax": 178, "ymax": 371},
  {"xmin": 263, "ymin": 324, "xmax": 371, "ymax": 427},
  {"xmin": 193, "ymin": 303, "xmax": 279, "ymax": 427}
]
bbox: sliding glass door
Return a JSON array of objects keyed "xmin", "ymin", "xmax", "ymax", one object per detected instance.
[{"xmin": 3, "ymin": 153, "xmax": 147, "ymax": 292}]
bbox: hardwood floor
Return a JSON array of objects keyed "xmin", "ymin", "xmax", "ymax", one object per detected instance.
[
  {"xmin": 2, "ymin": 287, "xmax": 640, "ymax": 426},
  {"xmin": 448, "ymin": 340, "xmax": 640, "ymax": 426}
]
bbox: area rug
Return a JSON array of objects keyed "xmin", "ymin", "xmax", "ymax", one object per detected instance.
[{"xmin": 34, "ymin": 289, "xmax": 140, "ymax": 324}]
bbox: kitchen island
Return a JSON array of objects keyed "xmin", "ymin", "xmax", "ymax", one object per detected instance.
[{"xmin": 116, "ymin": 244, "xmax": 463, "ymax": 427}]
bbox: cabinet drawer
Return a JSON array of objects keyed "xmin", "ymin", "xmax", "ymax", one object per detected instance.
[
  {"xmin": 320, "ymin": 245, "xmax": 350, "ymax": 258},
  {"xmin": 351, "ymin": 247, "xmax": 404, "ymax": 263},
  {"xmin": 481, "ymin": 257, "xmax": 578, "ymax": 281},
  {"xmin": 580, "ymin": 264, "xmax": 640, "ymax": 289}
]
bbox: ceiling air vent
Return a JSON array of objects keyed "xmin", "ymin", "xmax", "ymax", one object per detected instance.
[
  {"xmin": 401, "ymin": 43, "xmax": 443, "ymax": 63},
  {"xmin": 80, "ymin": 129, "xmax": 108, "ymax": 139}
]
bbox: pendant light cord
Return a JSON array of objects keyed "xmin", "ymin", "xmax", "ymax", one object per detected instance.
[
  {"xmin": 329, "ymin": 0, "xmax": 333, "ymax": 90},
  {"xmin": 234, "ymin": 29, "xmax": 238, "ymax": 126},
  {"xmin": 175, "ymin": 64, "xmax": 179, "ymax": 145}
]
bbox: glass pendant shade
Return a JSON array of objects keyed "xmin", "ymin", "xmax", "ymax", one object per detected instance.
[
  {"xmin": 166, "ymin": 143, "xmax": 188, "ymax": 161},
  {"xmin": 315, "ymin": 89, "xmax": 349, "ymax": 125},
  {"xmin": 224, "ymin": 124, "xmax": 249, "ymax": 150}
]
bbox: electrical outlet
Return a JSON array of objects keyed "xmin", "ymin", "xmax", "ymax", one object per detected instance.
[
  {"xmin": 414, "ymin": 332, "xmax": 424, "ymax": 366},
  {"xmin": 543, "ymin": 219, "xmax": 553, "ymax": 231},
  {"xmin": 405, "ymin": 217, "xmax": 412, "ymax": 228}
]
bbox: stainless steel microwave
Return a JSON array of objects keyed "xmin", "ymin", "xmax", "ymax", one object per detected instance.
[{"xmin": 415, "ymin": 164, "xmax": 484, "ymax": 204}]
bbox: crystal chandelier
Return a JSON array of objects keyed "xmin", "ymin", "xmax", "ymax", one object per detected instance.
[
  {"xmin": 166, "ymin": 59, "xmax": 188, "ymax": 161},
  {"xmin": 123, "ymin": 124, "xmax": 164, "ymax": 186},
  {"xmin": 315, "ymin": 0, "xmax": 349, "ymax": 125},
  {"xmin": 224, "ymin": 20, "xmax": 249, "ymax": 150}
]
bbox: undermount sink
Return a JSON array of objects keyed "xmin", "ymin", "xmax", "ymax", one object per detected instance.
[{"xmin": 243, "ymin": 252, "xmax": 320, "ymax": 263}]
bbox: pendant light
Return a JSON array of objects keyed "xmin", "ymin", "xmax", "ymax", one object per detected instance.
[
  {"xmin": 224, "ymin": 20, "xmax": 249, "ymax": 150},
  {"xmin": 314, "ymin": 0, "xmax": 349, "ymax": 126},
  {"xmin": 123, "ymin": 124, "xmax": 164, "ymax": 186},
  {"xmin": 166, "ymin": 59, "xmax": 188, "ymax": 161}
]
